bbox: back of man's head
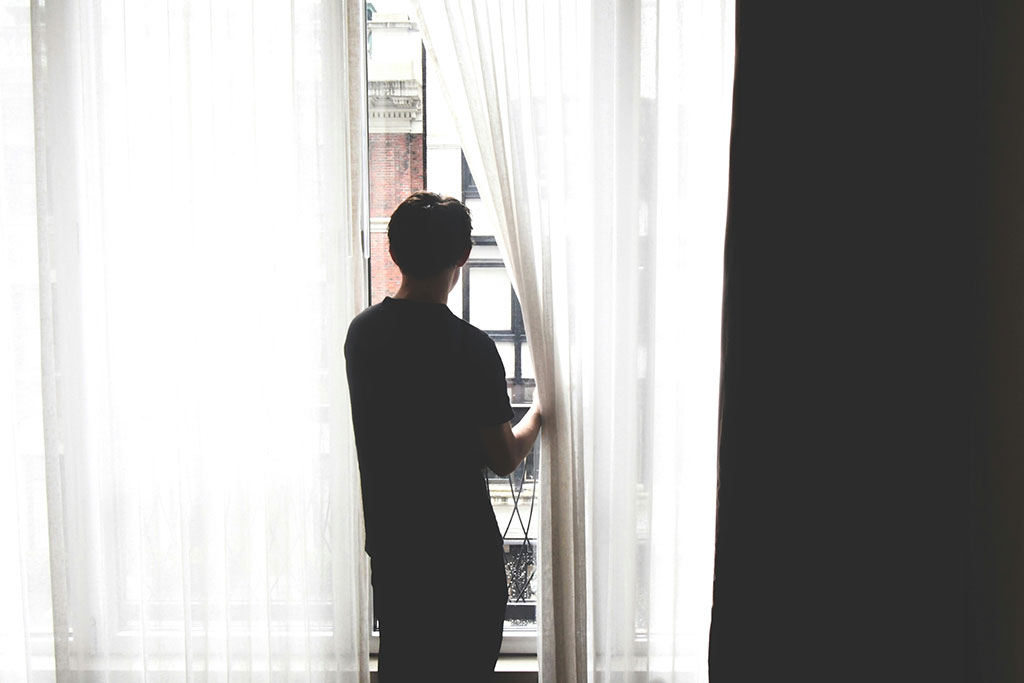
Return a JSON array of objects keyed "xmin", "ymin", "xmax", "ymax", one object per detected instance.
[{"xmin": 388, "ymin": 191, "xmax": 473, "ymax": 279}]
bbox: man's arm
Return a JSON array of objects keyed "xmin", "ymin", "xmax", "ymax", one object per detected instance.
[{"xmin": 478, "ymin": 399, "xmax": 542, "ymax": 477}]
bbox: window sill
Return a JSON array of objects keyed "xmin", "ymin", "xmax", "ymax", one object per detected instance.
[
  {"xmin": 21, "ymin": 653, "xmax": 538, "ymax": 683},
  {"xmin": 371, "ymin": 629, "xmax": 536, "ymax": 655},
  {"xmin": 370, "ymin": 654, "xmax": 537, "ymax": 682}
]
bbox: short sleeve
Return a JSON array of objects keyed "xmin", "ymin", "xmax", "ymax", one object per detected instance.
[{"xmin": 470, "ymin": 334, "xmax": 515, "ymax": 426}]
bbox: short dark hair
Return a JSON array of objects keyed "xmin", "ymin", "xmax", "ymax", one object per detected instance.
[{"xmin": 387, "ymin": 191, "xmax": 473, "ymax": 278}]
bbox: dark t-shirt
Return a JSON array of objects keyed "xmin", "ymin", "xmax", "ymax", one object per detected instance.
[{"xmin": 344, "ymin": 296, "xmax": 514, "ymax": 564}]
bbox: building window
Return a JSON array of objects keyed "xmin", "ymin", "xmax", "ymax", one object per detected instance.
[{"xmin": 461, "ymin": 152, "xmax": 480, "ymax": 200}]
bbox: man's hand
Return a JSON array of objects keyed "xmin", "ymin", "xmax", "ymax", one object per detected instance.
[{"xmin": 478, "ymin": 393, "xmax": 542, "ymax": 477}]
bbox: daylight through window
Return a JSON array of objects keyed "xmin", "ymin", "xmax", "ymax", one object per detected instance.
[{"xmin": 366, "ymin": 0, "xmax": 540, "ymax": 648}]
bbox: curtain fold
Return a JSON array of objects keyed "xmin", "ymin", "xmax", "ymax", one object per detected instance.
[
  {"xmin": 415, "ymin": 1, "xmax": 734, "ymax": 680},
  {"xmin": 1, "ymin": 1, "xmax": 371, "ymax": 681}
]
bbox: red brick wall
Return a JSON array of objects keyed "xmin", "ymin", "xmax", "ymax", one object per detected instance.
[
  {"xmin": 369, "ymin": 132, "xmax": 424, "ymax": 304},
  {"xmin": 369, "ymin": 132, "xmax": 425, "ymax": 217},
  {"xmin": 370, "ymin": 233, "xmax": 402, "ymax": 305}
]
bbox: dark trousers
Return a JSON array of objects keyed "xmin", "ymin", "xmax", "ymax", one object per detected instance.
[{"xmin": 371, "ymin": 544, "xmax": 508, "ymax": 682}]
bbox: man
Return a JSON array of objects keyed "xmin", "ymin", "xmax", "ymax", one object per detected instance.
[{"xmin": 345, "ymin": 191, "xmax": 542, "ymax": 680}]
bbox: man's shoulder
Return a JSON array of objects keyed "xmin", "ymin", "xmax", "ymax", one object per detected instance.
[
  {"xmin": 452, "ymin": 316, "xmax": 499, "ymax": 355},
  {"xmin": 345, "ymin": 300, "xmax": 495, "ymax": 357},
  {"xmin": 344, "ymin": 301, "xmax": 390, "ymax": 350},
  {"xmin": 348, "ymin": 300, "xmax": 385, "ymax": 327},
  {"xmin": 454, "ymin": 316, "xmax": 491, "ymax": 342}
]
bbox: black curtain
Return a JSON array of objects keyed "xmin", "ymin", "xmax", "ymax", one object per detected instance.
[{"xmin": 710, "ymin": 2, "xmax": 1023, "ymax": 681}]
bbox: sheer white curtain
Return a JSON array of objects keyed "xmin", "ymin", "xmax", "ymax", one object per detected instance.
[
  {"xmin": 1, "ymin": 1, "xmax": 370, "ymax": 681},
  {"xmin": 415, "ymin": 1, "xmax": 734, "ymax": 680}
]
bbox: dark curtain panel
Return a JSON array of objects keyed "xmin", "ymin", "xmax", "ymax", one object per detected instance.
[
  {"xmin": 709, "ymin": 2, "xmax": 1023, "ymax": 681},
  {"xmin": 972, "ymin": 1, "xmax": 1024, "ymax": 681}
]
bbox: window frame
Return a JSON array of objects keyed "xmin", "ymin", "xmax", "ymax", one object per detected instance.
[
  {"xmin": 461, "ymin": 244, "xmax": 536, "ymax": 405},
  {"xmin": 364, "ymin": 4, "xmax": 539, "ymax": 654}
]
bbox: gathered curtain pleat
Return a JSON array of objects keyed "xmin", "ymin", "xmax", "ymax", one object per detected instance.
[
  {"xmin": 414, "ymin": 1, "xmax": 735, "ymax": 680},
  {"xmin": 0, "ymin": 1, "xmax": 371, "ymax": 681}
]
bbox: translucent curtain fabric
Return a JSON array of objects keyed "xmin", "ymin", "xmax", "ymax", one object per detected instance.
[
  {"xmin": 1, "ymin": 0, "xmax": 370, "ymax": 681},
  {"xmin": 0, "ymin": 0, "xmax": 54, "ymax": 679},
  {"xmin": 414, "ymin": 1, "xmax": 734, "ymax": 680}
]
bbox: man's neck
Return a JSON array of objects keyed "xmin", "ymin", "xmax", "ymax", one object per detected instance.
[{"xmin": 393, "ymin": 273, "xmax": 453, "ymax": 305}]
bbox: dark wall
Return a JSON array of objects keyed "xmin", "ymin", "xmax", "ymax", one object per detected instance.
[
  {"xmin": 708, "ymin": 2, "xmax": 1022, "ymax": 680},
  {"xmin": 971, "ymin": 1, "xmax": 1024, "ymax": 681}
]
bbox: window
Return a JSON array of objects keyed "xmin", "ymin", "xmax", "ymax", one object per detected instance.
[{"xmin": 366, "ymin": 1, "xmax": 539, "ymax": 651}]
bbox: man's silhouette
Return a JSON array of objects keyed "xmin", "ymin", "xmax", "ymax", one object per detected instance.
[{"xmin": 345, "ymin": 192, "xmax": 542, "ymax": 680}]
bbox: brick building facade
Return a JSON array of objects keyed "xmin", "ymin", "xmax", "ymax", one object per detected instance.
[
  {"xmin": 369, "ymin": 132, "xmax": 424, "ymax": 304},
  {"xmin": 369, "ymin": 133, "xmax": 424, "ymax": 217},
  {"xmin": 366, "ymin": 10, "xmax": 426, "ymax": 305}
]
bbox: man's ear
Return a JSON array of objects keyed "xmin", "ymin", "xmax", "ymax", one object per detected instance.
[{"xmin": 457, "ymin": 246, "xmax": 471, "ymax": 267}]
